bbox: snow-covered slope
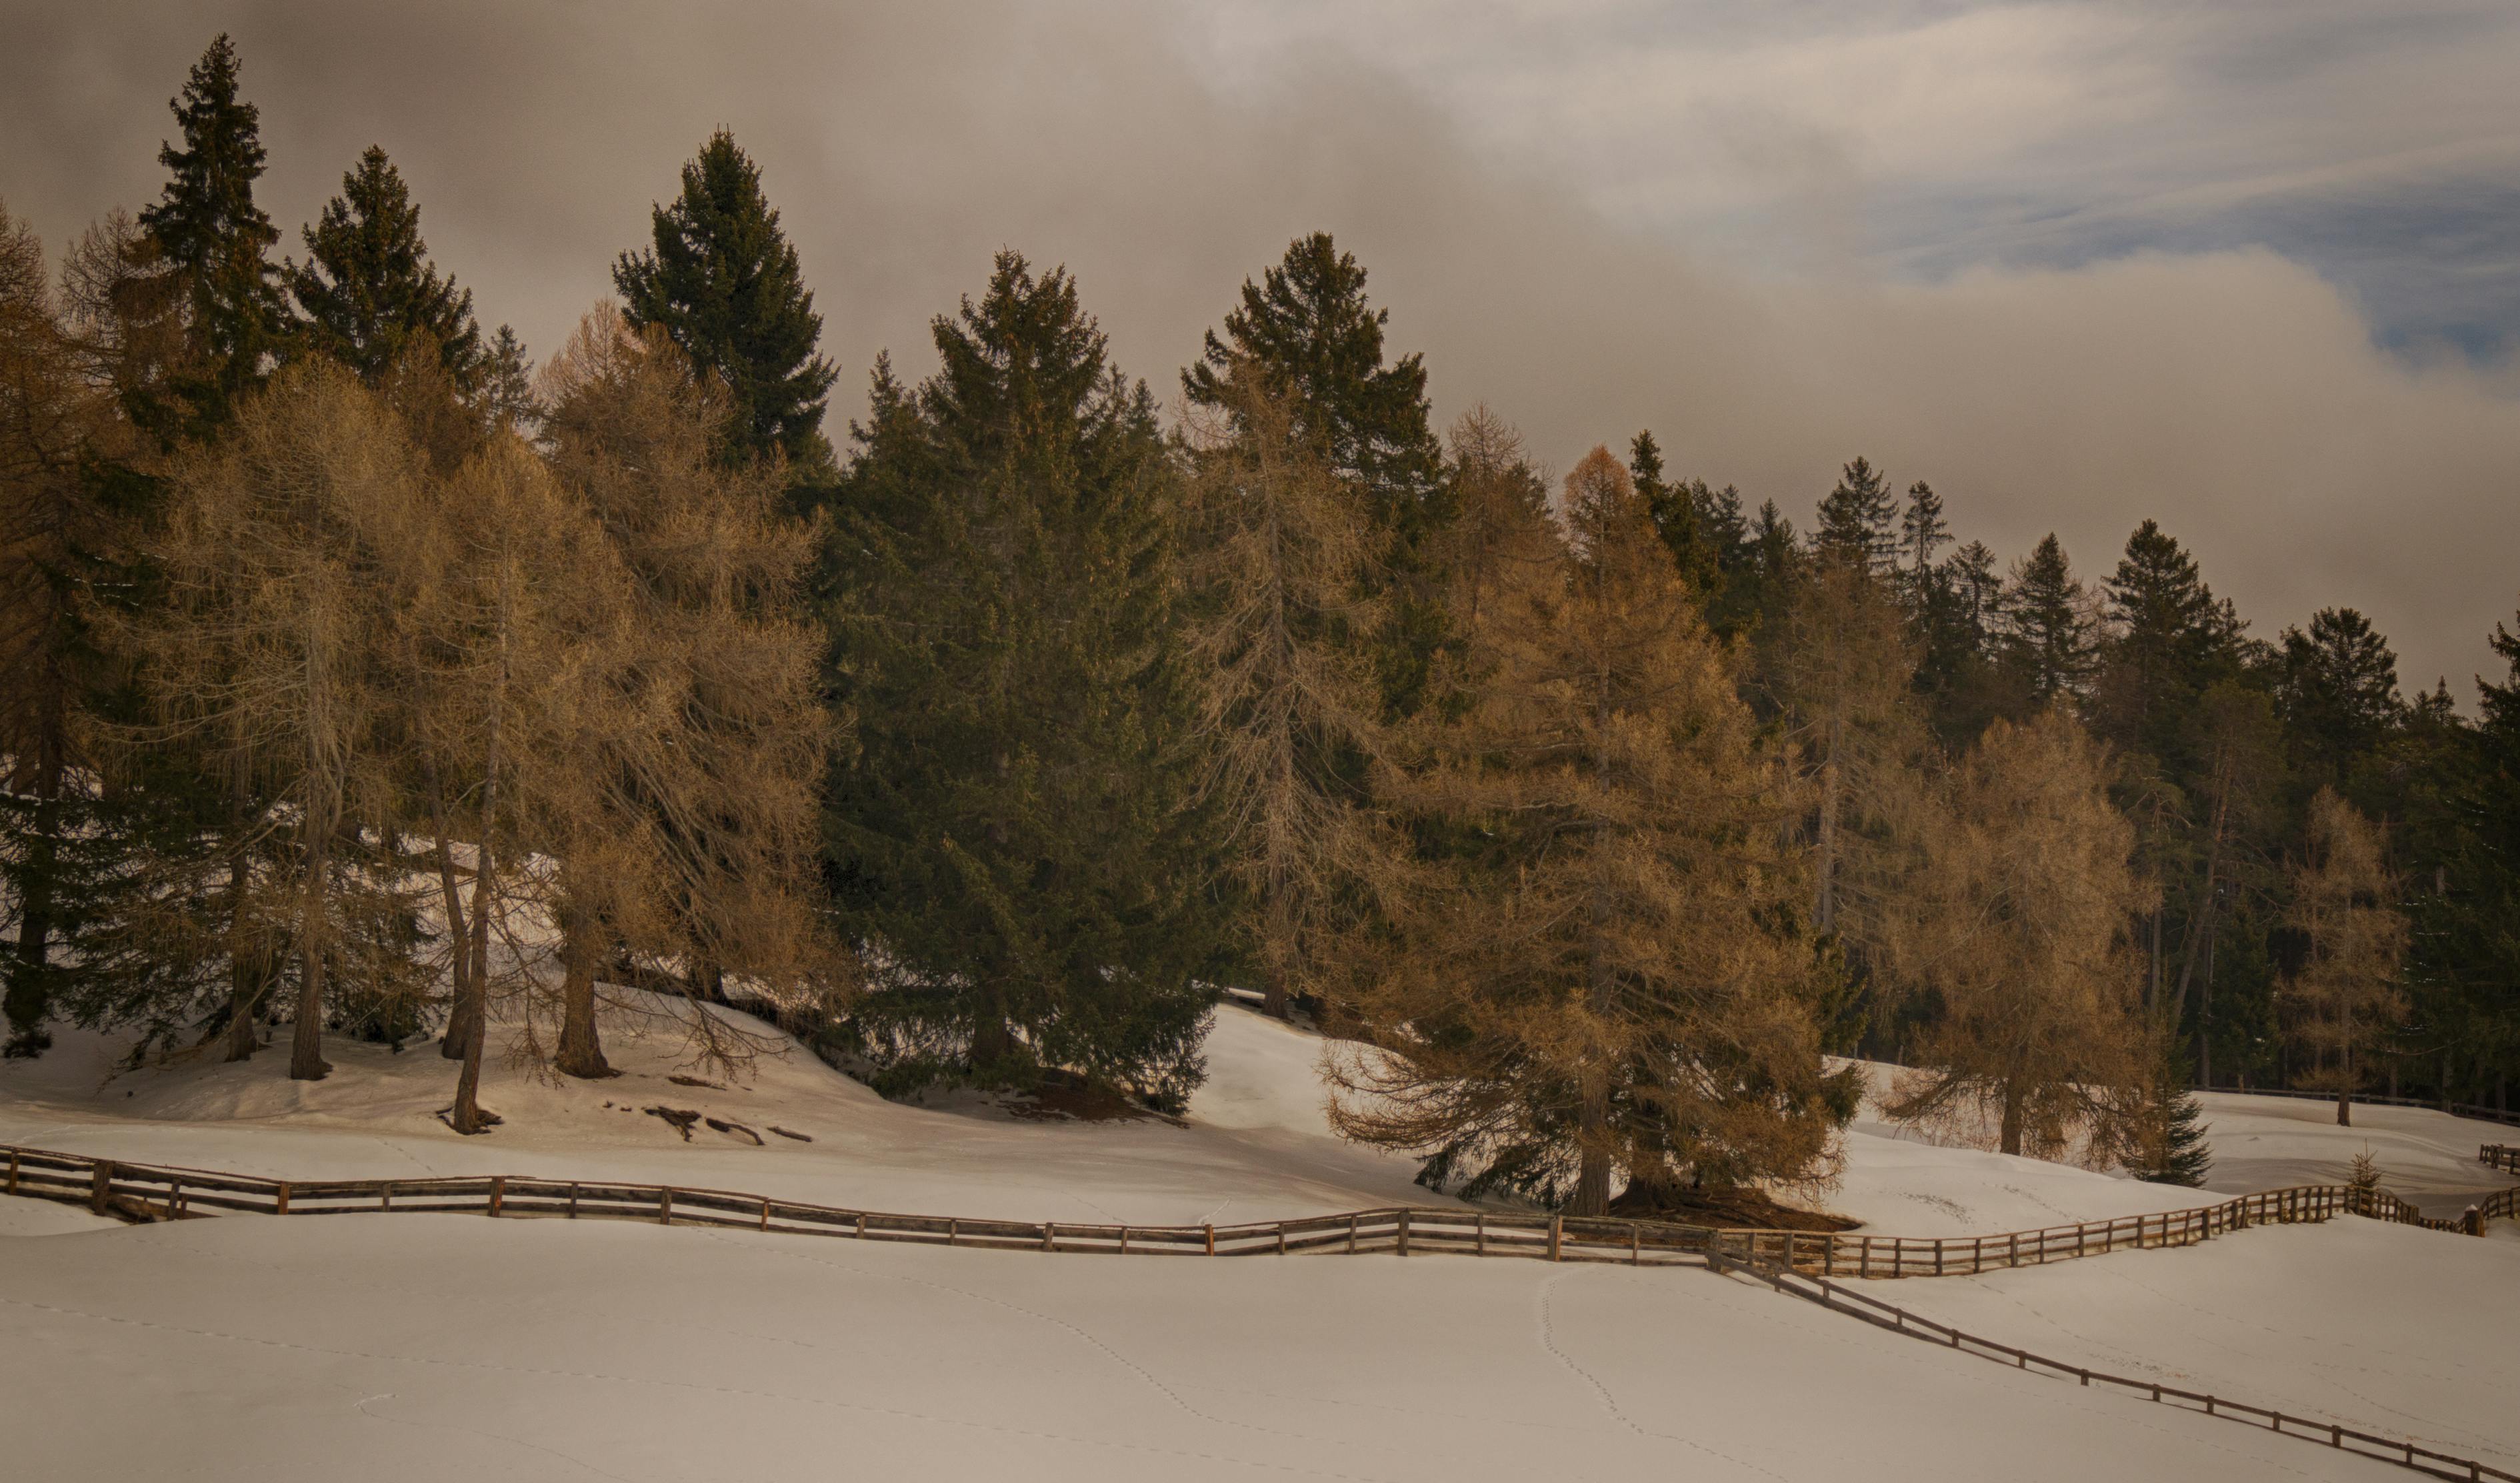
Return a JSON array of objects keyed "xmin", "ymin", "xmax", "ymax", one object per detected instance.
[
  {"xmin": 5, "ymin": 1000, "xmax": 2515, "ymax": 1481},
  {"xmin": 9, "ymin": 1202, "xmax": 2507, "ymax": 1483},
  {"xmin": 0, "ymin": 999, "xmax": 1443, "ymax": 1227}
]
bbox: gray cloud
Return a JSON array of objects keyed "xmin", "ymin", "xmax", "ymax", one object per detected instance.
[{"xmin": 3, "ymin": 0, "xmax": 2515, "ymax": 694}]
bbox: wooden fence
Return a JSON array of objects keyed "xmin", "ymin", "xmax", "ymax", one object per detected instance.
[
  {"xmin": 2485, "ymin": 1144, "xmax": 2519, "ymax": 1176},
  {"xmin": 1703, "ymin": 1250, "xmax": 2520, "ymax": 1483},
  {"xmin": 9, "ymin": 1139, "xmax": 2515, "ymax": 1483},
  {"xmin": 5, "ymin": 1140, "xmax": 2515, "ymax": 1278}
]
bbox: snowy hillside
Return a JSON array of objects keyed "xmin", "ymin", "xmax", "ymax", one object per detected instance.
[{"xmin": 4, "ymin": 998, "xmax": 2515, "ymax": 1482}]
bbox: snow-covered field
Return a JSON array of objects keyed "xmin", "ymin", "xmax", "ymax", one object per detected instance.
[{"xmin": 3, "ymin": 999, "xmax": 2513, "ymax": 1481}]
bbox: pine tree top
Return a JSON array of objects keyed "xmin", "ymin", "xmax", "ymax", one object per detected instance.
[
  {"xmin": 139, "ymin": 35, "xmax": 277, "ymax": 276},
  {"xmin": 1185, "ymin": 232, "xmax": 1440, "ymax": 527},
  {"xmin": 1814, "ymin": 455, "xmax": 1899, "ymax": 575},
  {"xmin": 287, "ymin": 146, "xmax": 481, "ymax": 387},
  {"xmin": 616, "ymin": 131, "xmax": 835, "ymax": 472}
]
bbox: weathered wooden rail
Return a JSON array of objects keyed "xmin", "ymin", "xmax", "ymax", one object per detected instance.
[
  {"xmin": 1704, "ymin": 1250, "xmax": 2520, "ymax": 1483},
  {"xmin": 2484, "ymin": 1144, "xmax": 2518, "ymax": 1176},
  {"xmin": 5, "ymin": 1141, "xmax": 2515, "ymax": 1276}
]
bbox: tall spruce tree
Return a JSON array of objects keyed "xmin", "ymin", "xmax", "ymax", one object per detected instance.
[
  {"xmin": 826, "ymin": 253, "xmax": 1216, "ymax": 1106},
  {"xmin": 615, "ymin": 131, "xmax": 837, "ymax": 477},
  {"xmin": 1186, "ymin": 233, "xmax": 1449, "ymax": 713},
  {"xmin": 2278, "ymin": 607, "xmax": 2403, "ymax": 791},
  {"xmin": 2091, "ymin": 520, "xmax": 2245, "ymax": 761},
  {"xmin": 135, "ymin": 33, "xmax": 284, "ymax": 439},
  {"xmin": 1813, "ymin": 455, "xmax": 1899, "ymax": 575},
  {"xmin": 0, "ymin": 205, "xmax": 117, "ymax": 1056},
  {"xmin": 2003, "ymin": 533, "xmax": 2097, "ymax": 708},
  {"xmin": 285, "ymin": 146, "xmax": 481, "ymax": 388}
]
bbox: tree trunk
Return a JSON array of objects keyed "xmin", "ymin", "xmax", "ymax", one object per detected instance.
[
  {"xmin": 222, "ymin": 762, "xmax": 263, "ymax": 1064},
  {"xmin": 1999, "ymin": 1084, "xmax": 2025, "ymax": 1156},
  {"xmin": 971, "ymin": 980, "xmax": 1012, "ymax": 1068},
  {"xmin": 447, "ymin": 840, "xmax": 495, "ymax": 1133},
  {"xmin": 553, "ymin": 909, "xmax": 613, "ymax": 1079},
  {"xmin": 1813, "ymin": 722, "xmax": 1843, "ymax": 936},
  {"xmin": 2335, "ymin": 1088, "xmax": 2352, "ymax": 1128},
  {"xmin": 2, "ymin": 724, "xmax": 66, "ymax": 1057},
  {"xmin": 288, "ymin": 811, "xmax": 332, "ymax": 1082},
  {"xmin": 427, "ymin": 761, "xmax": 473, "ymax": 1061},
  {"xmin": 1569, "ymin": 1076, "xmax": 1613, "ymax": 1217},
  {"xmin": 1261, "ymin": 863, "xmax": 1292, "ymax": 1020}
]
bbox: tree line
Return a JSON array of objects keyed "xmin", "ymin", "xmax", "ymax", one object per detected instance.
[{"xmin": 3, "ymin": 37, "xmax": 2514, "ymax": 1212}]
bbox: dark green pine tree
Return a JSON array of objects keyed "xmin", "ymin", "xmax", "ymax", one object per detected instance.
[
  {"xmin": 616, "ymin": 131, "xmax": 837, "ymax": 477},
  {"xmin": 1185, "ymin": 233, "xmax": 1448, "ymax": 712},
  {"xmin": 2003, "ymin": 533, "xmax": 2096, "ymax": 709},
  {"xmin": 1629, "ymin": 429, "xmax": 1718, "ymax": 594},
  {"xmin": 135, "ymin": 33, "xmax": 285, "ymax": 439},
  {"xmin": 824, "ymin": 252, "xmax": 1218, "ymax": 1108},
  {"xmin": 284, "ymin": 146, "xmax": 481, "ymax": 387},
  {"xmin": 2403, "ymin": 618, "xmax": 2520, "ymax": 1111},
  {"xmin": 480, "ymin": 323, "xmax": 537, "ymax": 432},
  {"xmin": 1895, "ymin": 481, "xmax": 1949, "ymax": 608},
  {"xmin": 2132, "ymin": 1078, "xmax": 2214, "ymax": 1186},
  {"xmin": 2091, "ymin": 519, "xmax": 2247, "ymax": 760},
  {"xmin": 2277, "ymin": 607, "xmax": 2403, "ymax": 790},
  {"xmin": 1813, "ymin": 455, "xmax": 1899, "ymax": 575}
]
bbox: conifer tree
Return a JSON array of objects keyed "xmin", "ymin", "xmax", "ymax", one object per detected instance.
[
  {"xmin": 2091, "ymin": 519, "xmax": 2245, "ymax": 760},
  {"xmin": 1896, "ymin": 480, "xmax": 1949, "ymax": 607},
  {"xmin": 538, "ymin": 311, "xmax": 838, "ymax": 1080},
  {"xmin": 1437, "ymin": 407, "xmax": 1559, "ymax": 640},
  {"xmin": 2277, "ymin": 608, "xmax": 2402, "ymax": 790},
  {"xmin": 2129, "ymin": 1060, "xmax": 2214, "ymax": 1186},
  {"xmin": 1883, "ymin": 711, "xmax": 2151, "ymax": 1159},
  {"xmin": 135, "ymin": 34, "xmax": 284, "ymax": 438},
  {"xmin": 2003, "ymin": 533, "xmax": 2097, "ymax": 707},
  {"xmin": 1629, "ymin": 429, "xmax": 1715, "ymax": 592},
  {"xmin": 480, "ymin": 323, "xmax": 537, "ymax": 433},
  {"xmin": 2409, "ymin": 610, "xmax": 2520, "ymax": 1112},
  {"xmin": 1775, "ymin": 563, "xmax": 1921, "ymax": 946},
  {"xmin": 827, "ymin": 254, "xmax": 1214, "ymax": 1104},
  {"xmin": 1331, "ymin": 449, "xmax": 1855, "ymax": 1216},
  {"xmin": 2285, "ymin": 788, "xmax": 2407, "ymax": 1126},
  {"xmin": 615, "ymin": 132, "xmax": 836, "ymax": 477},
  {"xmin": 100, "ymin": 361, "xmax": 433, "ymax": 1080},
  {"xmin": 285, "ymin": 146, "xmax": 481, "ymax": 388},
  {"xmin": 1813, "ymin": 455, "xmax": 1898, "ymax": 575},
  {"xmin": 1182, "ymin": 363, "xmax": 1386, "ymax": 1018},
  {"xmin": 1186, "ymin": 233, "xmax": 1448, "ymax": 713},
  {"xmin": 0, "ymin": 204, "xmax": 119, "ymax": 1055}
]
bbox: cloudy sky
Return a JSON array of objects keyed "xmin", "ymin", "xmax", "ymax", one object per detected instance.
[{"xmin": 5, "ymin": 0, "xmax": 2517, "ymax": 692}]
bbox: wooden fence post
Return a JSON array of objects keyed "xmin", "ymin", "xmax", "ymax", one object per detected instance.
[
  {"xmin": 659, "ymin": 1188, "xmax": 672, "ymax": 1226},
  {"xmin": 1399, "ymin": 1210, "xmax": 1411, "ymax": 1256},
  {"xmin": 760, "ymin": 1197, "xmax": 770, "ymax": 1232},
  {"xmin": 89, "ymin": 1160, "xmax": 113, "ymax": 1216},
  {"xmin": 5, "ymin": 1148, "xmax": 17, "ymax": 1195},
  {"xmin": 1549, "ymin": 1214, "xmax": 1563, "ymax": 1262},
  {"xmin": 275, "ymin": 1181, "xmax": 291, "ymax": 1216},
  {"xmin": 489, "ymin": 1176, "xmax": 505, "ymax": 1218},
  {"xmin": 1205, "ymin": 1224, "xmax": 1215, "ymax": 1255}
]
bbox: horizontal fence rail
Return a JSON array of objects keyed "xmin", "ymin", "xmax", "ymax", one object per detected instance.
[
  {"xmin": 7, "ymin": 1139, "xmax": 2513, "ymax": 1483},
  {"xmin": 1703, "ymin": 1250, "xmax": 2520, "ymax": 1483},
  {"xmin": 4, "ymin": 1142, "xmax": 2515, "ymax": 1278}
]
